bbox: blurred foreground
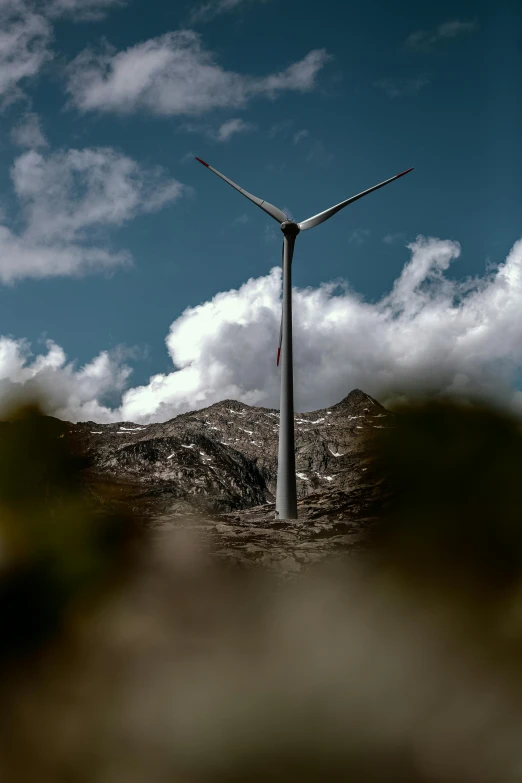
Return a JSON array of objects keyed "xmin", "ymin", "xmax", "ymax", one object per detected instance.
[{"xmin": 2, "ymin": 397, "xmax": 522, "ymax": 781}]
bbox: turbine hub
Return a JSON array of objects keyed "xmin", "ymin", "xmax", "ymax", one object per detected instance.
[{"xmin": 280, "ymin": 220, "xmax": 300, "ymax": 237}]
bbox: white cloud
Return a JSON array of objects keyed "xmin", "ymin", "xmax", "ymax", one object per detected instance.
[
  {"xmin": 0, "ymin": 0, "xmax": 52, "ymax": 104},
  {"xmin": 0, "ymin": 146, "xmax": 186, "ymax": 283},
  {"xmin": 406, "ymin": 19, "xmax": 477, "ymax": 50},
  {"xmin": 115, "ymin": 235, "xmax": 522, "ymax": 421},
  {"xmin": 0, "ymin": 337, "xmax": 130, "ymax": 421},
  {"xmin": 10, "ymin": 111, "xmax": 48, "ymax": 147},
  {"xmin": 5, "ymin": 235, "xmax": 522, "ymax": 423},
  {"xmin": 0, "ymin": 0, "xmax": 124, "ymax": 104},
  {"xmin": 65, "ymin": 31, "xmax": 331, "ymax": 116},
  {"xmin": 188, "ymin": 0, "xmax": 269, "ymax": 24},
  {"xmin": 215, "ymin": 117, "xmax": 253, "ymax": 141}
]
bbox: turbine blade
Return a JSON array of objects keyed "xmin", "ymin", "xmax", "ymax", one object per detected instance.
[
  {"xmin": 195, "ymin": 157, "xmax": 288, "ymax": 223},
  {"xmin": 298, "ymin": 167, "xmax": 414, "ymax": 231}
]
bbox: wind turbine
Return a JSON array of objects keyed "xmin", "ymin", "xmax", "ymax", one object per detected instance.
[{"xmin": 195, "ymin": 156, "xmax": 413, "ymax": 520}]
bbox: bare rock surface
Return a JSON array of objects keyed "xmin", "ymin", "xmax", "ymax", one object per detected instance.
[
  {"xmin": 1, "ymin": 389, "xmax": 396, "ymax": 572},
  {"xmin": 72, "ymin": 388, "xmax": 393, "ymax": 503}
]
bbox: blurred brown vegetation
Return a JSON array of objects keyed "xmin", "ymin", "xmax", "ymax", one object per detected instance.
[{"xmin": 2, "ymin": 396, "xmax": 522, "ymax": 781}]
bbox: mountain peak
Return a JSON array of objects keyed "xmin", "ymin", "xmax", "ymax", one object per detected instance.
[{"xmin": 333, "ymin": 389, "xmax": 385, "ymax": 415}]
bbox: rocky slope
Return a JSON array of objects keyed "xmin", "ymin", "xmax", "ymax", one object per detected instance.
[
  {"xmin": 68, "ymin": 388, "xmax": 394, "ymax": 516},
  {"xmin": 0, "ymin": 389, "xmax": 396, "ymax": 572}
]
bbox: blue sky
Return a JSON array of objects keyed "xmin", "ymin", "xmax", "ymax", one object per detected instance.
[{"xmin": 0, "ymin": 0, "xmax": 521, "ymax": 421}]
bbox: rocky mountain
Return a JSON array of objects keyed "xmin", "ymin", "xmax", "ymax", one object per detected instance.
[
  {"xmin": 0, "ymin": 389, "xmax": 397, "ymax": 573},
  {"xmin": 66, "ymin": 388, "xmax": 394, "ymax": 518}
]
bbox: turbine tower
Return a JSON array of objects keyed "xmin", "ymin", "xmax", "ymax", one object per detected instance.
[{"xmin": 195, "ymin": 157, "xmax": 413, "ymax": 520}]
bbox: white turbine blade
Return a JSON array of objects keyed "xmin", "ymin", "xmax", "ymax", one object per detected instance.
[
  {"xmin": 195, "ymin": 157, "xmax": 288, "ymax": 223},
  {"xmin": 298, "ymin": 167, "xmax": 414, "ymax": 231}
]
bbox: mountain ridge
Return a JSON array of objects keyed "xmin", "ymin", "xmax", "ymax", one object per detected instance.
[{"xmin": 0, "ymin": 389, "xmax": 396, "ymax": 572}]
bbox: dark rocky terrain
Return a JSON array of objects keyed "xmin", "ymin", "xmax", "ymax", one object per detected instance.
[{"xmin": 1, "ymin": 389, "xmax": 397, "ymax": 571}]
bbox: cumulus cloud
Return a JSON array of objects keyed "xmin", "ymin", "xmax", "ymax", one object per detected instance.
[
  {"xmin": 65, "ymin": 31, "xmax": 331, "ymax": 116},
  {"xmin": 116, "ymin": 235, "xmax": 522, "ymax": 420},
  {"xmin": 5, "ymin": 235, "xmax": 522, "ymax": 423},
  {"xmin": 0, "ymin": 337, "xmax": 130, "ymax": 421},
  {"xmin": 10, "ymin": 111, "xmax": 48, "ymax": 147},
  {"xmin": 0, "ymin": 146, "xmax": 186, "ymax": 283},
  {"xmin": 406, "ymin": 19, "xmax": 477, "ymax": 50}
]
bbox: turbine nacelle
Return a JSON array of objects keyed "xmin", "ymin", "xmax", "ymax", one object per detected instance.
[{"xmin": 280, "ymin": 220, "xmax": 300, "ymax": 237}]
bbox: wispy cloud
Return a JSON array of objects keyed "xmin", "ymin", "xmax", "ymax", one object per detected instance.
[
  {"xmin": 6, "ymin": 236, "xmax": 522, "ymax": 422},
  {"xmin": 265, "ymin": 161, "xmax": 286, "ymax": 172},
  {"xmin": 66, "ymin": 32, "xmax": 331, "ymax": 116},
  {"xmin": 374, "ymin": 75, "xmax": 429, "ymax": 98},
  {"xmin": 178, "ymin": 116, "xmax": 255, "ymax": 142},
  {"xmin": 232, "ymin": 213, "xmax": 249, "ymax": 225},
  {"xmin": 272, "ymin": 123, "xmax": 332, "ymax": 166},
  {"xmin": 215, "ymin": 117, "xmax": 254, "ymax": 141},
  {"xmin": 0, "ymin": 0, "xmax": 125, "ymax": 105},
  {"xmin": 348, "ymin": 228, "xmax": 370, "ymax": 245},
  {"xmin": 44, "ymin": 0, "xmax": 126, "ymax": 20},
  {"xmin": 406, "ymin": 19, "xmax": 477, "ymax": 50},
  {"xmin": 268, "ymin": 119, "xmax": 293, "ymax": 138},
  {"xmin": 188, "ymin": 0, "xmax": 270, "ymax": 24},
  {"xmin": 0, "ymin": 1, "xmax": 52, "ymax": 105},
  {"xmin": 263, "ymin": 223, "xmax": 279, "ymax": 244},
  {"xmin": 293, "ymin": 128, "xmax": 309, "ymax": 144},
  {"xmin": 383, "ymin": 232, "xmax": 406, "ymax": 245},
  {"xmin": 10, "ymin": 112, "xmax": 48, "ymax": 148},
  {"xmin": 0, "ymin": 146, "xmax": 187, "ymax": 283},
  {"xmin": 304, "ymin": 138, "xmax": 334, "ymax": 167}
]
